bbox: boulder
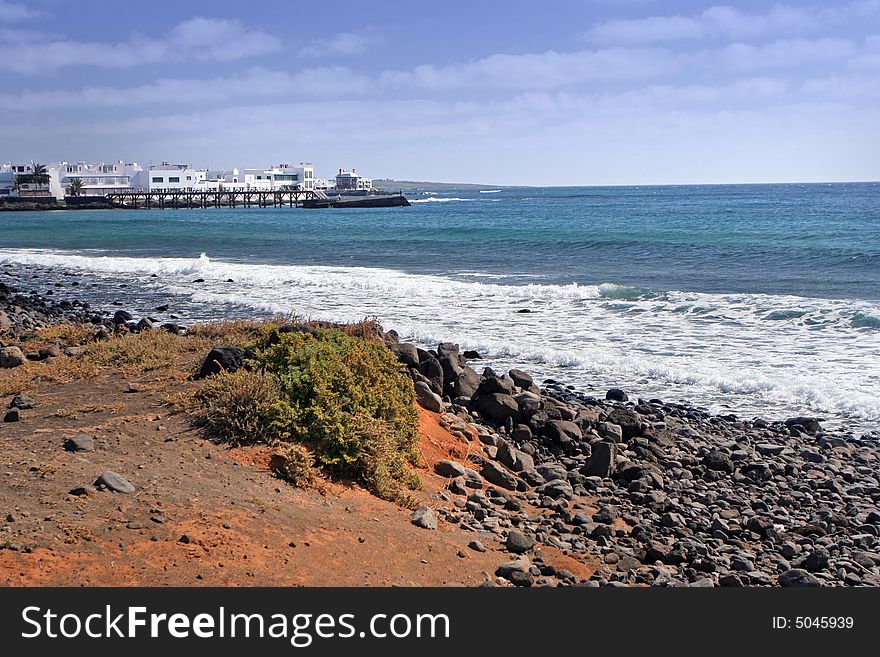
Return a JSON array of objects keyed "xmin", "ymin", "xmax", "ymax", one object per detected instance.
[
  {"xmin": 447, "ymin": 366, "xmax": 481, "ymax": 399},
  {"xmin": 3, "ymin": 408, "xmax": 19, "ymax": 422},
  {"xmin": 411, "ymin": 506, "xmax": 438, "ymax": 530},
  {"xmin": 470, "ymin": 393, "xmax": 519, "ymax": 424},
  {"xmin": 416, "ymin": 357, "xmax": 444, "ymax": 395},
  {"xmin": 505, "ymin": 530, "xmax": 536, "ymax": 554},
  {"xmin": 606, "ymin": 388, "xmax": 628, "ymax": 402},
  {"xmin": 497, "ymin": 440, "xmax": 534, "ymax": 472},
  {"xmin": 513, "ymin": 391, "xmax": 542, "ymax": 418},
  {"xmin": 391, "ymin": 342, "xmax": 421, "ymax": 369},
  {"xmin": 94, "ymin": 470, "xmax": 135, "ymax": 494},
  {"xmin": 475, "ymin": 372, "xmax": 516, "ymax": 396},
  {"xmin": 414, "ymin": 381, "xmax": 443, "ymax": 413},
  {"xmin": 64, "ymin": 436, "xmax": 95, "ymax": 452},
  {"xmin": 9, "ymin": 394, "xmax": 35, "ymax": 410},
  {"xmin": 702, "ymin": 450, "xmax": 735, "ymax": 474},
  {"xmin": 196, "ymin": 346, "xmax": 245, "ymax": 379},
  {"xmin": 134, "ymin": 318, "xmax": 154, "ymax": 332},
  {"xmin": 481, "ymin": 461, "xmax": 519, "ymax": 490},
  {"xmin": 597, "ymin": 421, "xmax": 624, "ymax": 442},
  {"xmin": 784, "ymin": 416, "xmax": 823, "ymax": 435},
  {"xmin": 0, "ymin": 346, "xmax": 24, "ymax": 369},
  {"xmin": 604, "ymin": 408, "xmax": 641, "ymax": 439},
  {"xmin": 544, "ymin": 420, "xmax": 582, "ymax": 445},
  {"xmin": 112, "ymin": 310, "xmax": 133, "ymax": 324},
  {"xmin": 508, "ymin": 369, "xmax": 534, "ymax": 390},
  {"xmin": 583, "ymin": 441, "xmax": 617, "ymax": 478},
  {"xmin": 535, "ymin": 478, "xmax": 574, "ymax": 500},
  {"xmin": 779, "ymin": 569, "xmax": 822, "ymax": 587},
  {"xmin": 435, "ymin": 460, "xmax": 467, "ymax": 478}
]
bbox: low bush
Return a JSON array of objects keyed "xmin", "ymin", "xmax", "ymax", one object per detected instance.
[
  {"xmin": 195, "ymin": 369, "xmax": 283, "ymax": 444},
  {"xmin": 270, "ymin": 443, "xmax": 324, "ymax": 490},
  {"xmin": 199, "ymin": 326, "xmax": 422, "ymax": 504}
]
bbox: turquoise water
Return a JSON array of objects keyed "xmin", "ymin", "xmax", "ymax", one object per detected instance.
[{"xmin": 1, "ymin": 183, "xmax": 879, "ymax": 431}]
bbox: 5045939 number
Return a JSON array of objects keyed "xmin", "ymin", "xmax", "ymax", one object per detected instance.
[
  {"xmin": 796, "ymin": 617, "xmax": 854, "ymax": 629},
  {"xmin": 773, "ymin": 617, "xmax": 854, "ymax": 629}
]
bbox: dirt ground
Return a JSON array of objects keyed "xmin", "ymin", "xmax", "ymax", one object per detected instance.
[{"xmin": 0, "ymin": 360, "xmax": 595, "ymax": 586}]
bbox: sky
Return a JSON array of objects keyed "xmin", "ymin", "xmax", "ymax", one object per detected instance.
[{"xmin": 0, "ymin": 0, "xmax": 879, "ymax": 185}]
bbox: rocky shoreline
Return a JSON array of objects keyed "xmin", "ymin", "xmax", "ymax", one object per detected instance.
[{"xmin": 2, "ymin": 281, "xmax": 879, "ymax": 587}]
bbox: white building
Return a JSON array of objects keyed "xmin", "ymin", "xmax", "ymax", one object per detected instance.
[
  {"xmin": 234, "ymin": 163, "xmax": 315, "ymax": 191},
  {"xmin": 59, "ymin": 160, "xmax": 144, "ymax": 196},
  {"xmin": 0, "ymin": 162, "xmax": 64, "ymax": 198},
  {"xmin": 335, "ymin": 168, "xmax": 372, "ymax": 191},
  {"xmin": 144, "ymin": 162, "xmax": 207, "ymax": 192}
]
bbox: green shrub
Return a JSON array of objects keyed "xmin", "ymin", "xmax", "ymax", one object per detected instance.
[
  {"xmin": 196, "ymin": 369, "xmax": 283, "ymax": 444},
  {"xmin": 197, "ymin": 326, "xmax": 422, "ymax": 504},
  {"xmin": 254, "ymin": 328, "xmax": 421, "ymax": 504}
]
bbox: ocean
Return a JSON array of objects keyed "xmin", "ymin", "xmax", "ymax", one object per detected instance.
[{"xmin": 1, "ymin": 183, "xmax": 878, "ymax": 433}]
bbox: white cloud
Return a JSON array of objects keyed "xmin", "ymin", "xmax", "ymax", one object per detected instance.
[
  {"xmin": 299, "ymin": 30, "xmax": 381, "ymax": 57},
  {"xmin": 584, "ymin": 2, "xmax": 880, "ymax": 45},
  {"xmin": 380, "ymin": 47, "xmax": 680, "ymax": 90},
  {"xmin": 719, "ymin": 38, "xmax": 857, "ymax": 71},
  {"xmin": 0, "ymin": 67, "xmax": 369, "ymax": 109},
  {"xmin": 0, "ymin": 0, "xmax": 41, "ymax": 21},
  {"xmin": 0, "ymin": 17, "xmax": 282, "ymax": 73}
]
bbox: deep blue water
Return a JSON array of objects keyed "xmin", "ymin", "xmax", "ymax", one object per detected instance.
[
  {"xmin": 1, "ymin": 183, "xmax": 878, "ymax": 299},
  {"xmin": 1, "ymin": 183, "xmax": 879, "ymax": 432}
]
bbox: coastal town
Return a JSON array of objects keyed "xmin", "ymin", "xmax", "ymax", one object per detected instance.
[{"xmin": 0, "ymin": 160, "xmax": 374, "ymax": 202}]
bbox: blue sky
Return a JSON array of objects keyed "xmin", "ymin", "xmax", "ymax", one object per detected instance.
[{"xmin": 1, "ymin": 0, "xmax": 878, "ymax": 185}]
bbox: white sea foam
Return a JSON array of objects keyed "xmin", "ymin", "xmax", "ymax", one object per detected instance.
[
  {"xmin": 3, "ymin": 248, "xmax": 879, "ymax": 428},
  {"xmin": 480, "ymin": 189, "xmax": 501, "ymax": 193},
  {"xmin": 409, "ymin": 197, "xmax": 474, "ymax": 203}
]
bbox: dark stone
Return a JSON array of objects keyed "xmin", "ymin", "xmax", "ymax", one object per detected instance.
[
  {"xmin": 508, "ymin": 369, "xmax": 534, "ymax": 390},
  {"xmin": 702, "ymin": 450, "xmax": 735, "ymax": 474},
  {"xmin": 411, "ymin": 506, "xmax": 438, "ymax": 530},
  {"xmin": 448, "ymin": 367, "xmax": 481, "ymax": 399},
  {"xmin": 497, "ymin": 440, "xmax": 534, "ymax": 472},
  {"xmin": 95, "ymin": 470, "xmax": 135, "ymax": 494},
  {"xmin": 544, "ymin": 420, "xmax": 582, "ymax": 445},
  {"xmin": 416, "ymin": 357, "xmax": 444, "ymax": 395},
  {"xmin": 606, "ymin": 388, "xmax": 628, "ymax": 402},
  {"xmin": 64, "ymin": 436, "xmax": 95, "ymax": 452},
  {"xmin": 112, "ymin": 310, "xmax": 133, "ymax": 324},
  {"xmin": 605, "ymin": 408, "xmax": 641, "ymax": 439},
  {"xmin": 470, "ymin": 393, "xmax": 520, "ymax": 424},
  {"xmin": 155, "ymin": 304, "xmax": 170, "ymax": 312},
  {"xmin": 804, "ymin": 546, "xmax": 830, "ymax": 572},
  {"xmin": 779, "ymin": 569, "xmax": 822, "ymax": 587},
  {"xmin": 508, "ymin": 570, "xmax": 534, "ymax": 587},
  {"xmin": 69, "ymin": 485, "xmax": 95, "ymax": 497},
  {"xmin": 481, "ymin": 461, "xmax": 519, "ymax": 490},
  {"xmin": 196, "ymin": 346, "xmax": 245, "ymax": 379},
  {"xmin": 784, "ymin": 416, "xmax": 823, "ymax": 435},
  {"xmin": 505, "ymin": 530, "xmax": 536, "ymax": 554},
  {"xmin": 391, "ymin": 342, "xmax": 420, "ymax": 368},
  {"xmin": 134, "ymin": 318, "xmax": 154, "ymax": 332},
  {"xmin": 435, "ymin": 460, "xmax": 467, "ymax": 478},
  {"xmin": 3, "ymin": 408, "xmax": 19, "ymax": 422},
  {"xmin": 414, "ymin": 381, "xmax": 443, "ymax": 413},
  {"xmin": 535, "ymin": 478, "xmax": 574, "ymax": 500},
  {"xmin": 583, "ymin": 441, "xmax": 617, "ymax": 478},
  {"xmin": 9, "ymin": 394, "xmax": 36, "ymax": 409}
]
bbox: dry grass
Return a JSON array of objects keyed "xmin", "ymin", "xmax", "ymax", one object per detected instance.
[
  {"xmin": 186, "ymin": 317, "xmax": 293, "ymax": 344},
  {"xmin": 270, "ymin": 443, "xmax": 327, "ymax": 492},
  {"xmin": 33, "ymin": 324, "xmax": 95, "ymax": 346},
  {"xmin": 194, "ymin": 369, "xmax": 283, "ymax": 445},
  {"xmin": 82, "ymin": 331, "xmax": 211, "ymax": 370}
]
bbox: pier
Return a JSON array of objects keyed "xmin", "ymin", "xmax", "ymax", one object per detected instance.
[{"xmin": 104, "ymin": 188, "xmax": 328, "ymax": 209}]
